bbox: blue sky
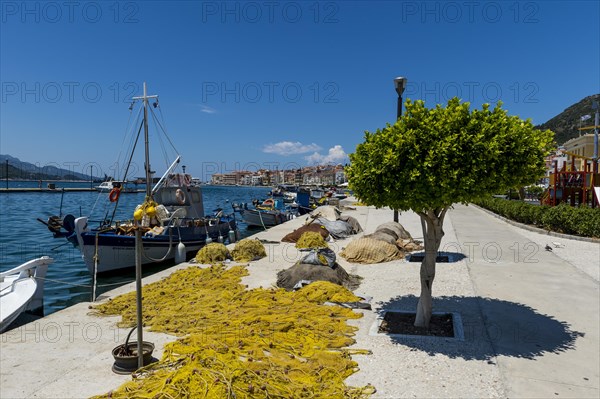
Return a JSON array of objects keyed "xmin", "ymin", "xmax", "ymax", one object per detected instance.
[{"xmin": 1, "ymin": 1, "xmax": 599, "ymax": 181}]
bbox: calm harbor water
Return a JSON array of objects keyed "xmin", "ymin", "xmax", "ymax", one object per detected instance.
[{"xmin": 0, "ymin": 181, "xmax": 271, "ymax": 315}]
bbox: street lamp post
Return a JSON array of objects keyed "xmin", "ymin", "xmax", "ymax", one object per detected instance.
[{"xmin": 393, "ymin": 76, "xmax": 407, "ymax": 222}]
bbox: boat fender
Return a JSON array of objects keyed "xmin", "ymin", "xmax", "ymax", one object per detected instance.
[
  {"xmin": 175, "ymin": 189, "xmax": 186, "ymax": 205},
  {"xmin": 109, "ymin": 187, "xmax": 121, "ymax": 202},
  {"xmin": 175, "ymin": 241, "xmax": 186, "ymax": 264},
  {"xmin": 218, "ymin": 234, "xmax": 224, "ymax": 243},
  {"xmin": 205, "ymin": 235, "xmax": 213, "ymax": 244},
  {"xmin": 228, "ymin": 229, "xmax": 236, "ymax": 243}
]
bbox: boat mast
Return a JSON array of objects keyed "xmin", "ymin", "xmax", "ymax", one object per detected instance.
[{"xmin": 133, "ymin": 82, "xmax": 158, "ymax": 198}]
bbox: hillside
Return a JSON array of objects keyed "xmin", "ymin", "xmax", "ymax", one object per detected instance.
[
  {"xmin": 0, "ymin": 154, "xmax": 97, "ymax": 180},
  {"xmin": 535, "ymin": 94, "xmax": 600, "ymax": 145}
]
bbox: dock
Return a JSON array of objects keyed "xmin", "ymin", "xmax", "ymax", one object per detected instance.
[
  {"xmin": 0, "ymin": 188, "xmax": 145, "ymax": 193},
  {"xmin": 1, "ymin": 200, "xmax": 598, "ymax": 398},
  {"xmin": 0, "ymin": 187, "xmax": 97, "ymax": 193}
]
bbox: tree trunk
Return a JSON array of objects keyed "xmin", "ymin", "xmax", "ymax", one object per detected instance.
[{"xmin": 414, "ymin": 207, "xmax": 448, "ymax": 328}]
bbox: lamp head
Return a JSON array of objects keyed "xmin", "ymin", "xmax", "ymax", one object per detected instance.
[{"xmin": 394, "ymin": 76, "xmax": 407, "ymax": 95}]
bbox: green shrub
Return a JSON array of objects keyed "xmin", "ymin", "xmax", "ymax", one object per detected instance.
[{"xmin": 473, "ymin": 197, "xmax": 600, "ymax": 238}]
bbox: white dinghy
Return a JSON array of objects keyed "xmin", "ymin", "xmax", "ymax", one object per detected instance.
[{"xmin": 0, "ymin": 256, "xmax": 53, "ymax": 332}]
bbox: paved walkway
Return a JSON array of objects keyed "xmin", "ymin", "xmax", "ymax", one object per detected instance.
[
  {"xmin": 1, "ymin": 203, "xmax": 598, "ymax": 398},
  {"xmin": 450, "ymin": 204, "xmax": 599, "ymax": 398}
]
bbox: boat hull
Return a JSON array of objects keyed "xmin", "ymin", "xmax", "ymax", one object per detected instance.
[
  {"xmin": 0, "ymin": 257, "xmax": 52, "ymax": 332},
  {"xmin": 242, "ymin": 209, "xmax": 290, "ymax": 227},
  {"xmin": 79, "ymin": 221, "xmax": 235, "ymax": 274}
]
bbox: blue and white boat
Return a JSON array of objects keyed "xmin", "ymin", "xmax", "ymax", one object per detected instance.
[{"xmin": 70, "ymin": 83, "xmax": 237, "ymax": 274}]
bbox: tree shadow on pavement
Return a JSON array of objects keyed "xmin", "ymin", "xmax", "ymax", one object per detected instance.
[
  {"xmin": 376, "ymin": 295, "xmax": 584, "ymax": 360},
  {"xmin": 406, "ymin": 251, "xmax": 466, "ymax": 263}
]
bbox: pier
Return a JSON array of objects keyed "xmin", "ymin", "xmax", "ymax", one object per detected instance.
[
  {"xmin": 0, "ymin": 187, "xmax": 97, "ymax": 193},
  {"xmin": 0, "ymin": 188, "xmax": 145, "ymax": 193},
  {"xmin": 1, "ymin": 200, "xmax": 598, "ymax": 398}
]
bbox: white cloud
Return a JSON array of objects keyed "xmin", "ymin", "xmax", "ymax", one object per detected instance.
[
  {"xmin": 200, "ymin": 105, "xmax": 217, "ymax": 114},
  {"xmin": 305, "ymin": 145, "xmax": 348, "ymax": 165},
  {"xmin": 262, "ymin": 141, "xmax": 321, "ymax": 156}
]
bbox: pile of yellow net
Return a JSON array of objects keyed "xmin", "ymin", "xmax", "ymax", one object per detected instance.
[
  {"xmin": 194, "ymin": 243, "xmax": 230, "ymax": 264},
  {"xmin": 231, "ymin": 238, "xmax": 267, "ymax": 262},
  {"xmin": 92, "ymin": 264, "xmax": 374, "ymax": 398},
  {"xmin": 296, "ymin": 231, "xmax": 329, "ymax": 249},
  {"xmin": 294, "ymin": 280, "xmax": 361, "ymax": 303}
]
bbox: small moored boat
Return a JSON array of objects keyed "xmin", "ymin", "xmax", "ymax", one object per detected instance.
[
  {"xmin": 0, "ymin": 256, "xmax": 53, "ymax": 332},
  {"xmin": 96, "ymin": 180, "xmax": 141, "ymax": 194},
  {"xmin": 235, "ymin": 198, "xmax": 292, "ymax": 228}
]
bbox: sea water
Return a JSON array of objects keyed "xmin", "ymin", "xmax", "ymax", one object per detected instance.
[{"xmin": 0, "ymin": 182, "xmax": 271, "ymax": 315}]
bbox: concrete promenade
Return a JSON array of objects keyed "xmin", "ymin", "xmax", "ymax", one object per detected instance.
[{"xmin": 1, "ymin": 203, "xmax": 598, "ymax": 398}]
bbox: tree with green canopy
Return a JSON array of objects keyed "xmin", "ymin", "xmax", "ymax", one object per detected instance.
[{"xmin": 347, "ymin": 98, "xmax": 554, "ymax": 327}]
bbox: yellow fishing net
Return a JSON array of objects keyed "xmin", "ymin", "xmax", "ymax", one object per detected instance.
[
  {"xmin": 296, "ymin": 231, "xmax": 329, "ymax": 249},
  {"xmin": 194, "ymin": 243, "xmax": 230, "ymax": 264},
  {"xmin": 231, "ymin": 239, "xmax": 267, "ymax": 262},
  {"xmin": 294, "ymin": 280, "xmax": 361, "ymax": 303},
  {"xmin": 92, "ymin": 265, "xmax": 374, "ymax": 398}
]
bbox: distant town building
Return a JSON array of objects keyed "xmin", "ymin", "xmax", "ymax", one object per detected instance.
[
  {"xmin": 209, "ymin": 164, "xmax": 348, "ymax": 186},
  {"xmin": 563, "ymin": 134, "xmax": 596, "ymax": 170}
]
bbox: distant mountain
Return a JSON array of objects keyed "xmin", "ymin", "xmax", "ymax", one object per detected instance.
[
  {"xmin": 0, "ymin": 154, "xmax": 98, "ymax": 180},
  {"xmin": 535, "ymin": 94, "xmax": 600, "ymax": 145}
]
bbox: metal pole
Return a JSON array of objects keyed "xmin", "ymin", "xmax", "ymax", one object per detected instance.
[
  {"xmin": 393, "ymin": 93, "xmax": 403, "ymax": 222},
  {"xmin": 143, "ymin": 83, "xmax": 152, "ymax": 198},
  {"xmin": 135, "ymin": 229, "xmax": 144, "ymax": 368},
  {"xmin": 132, "ymin": 82, "xmax": 157, "ymax": 196},
  {"xmin": 90, "ymin": 165, "xmax": 93, "ymax": 189},
  {"xmin": 92, "ymin": 233, "xmax": 98, "ymax": 302},
  {"xmin": 5, "ymin": 160, "xmax": 8, "ymax": 189}
]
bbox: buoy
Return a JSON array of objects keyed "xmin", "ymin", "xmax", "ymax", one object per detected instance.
[
  {"xmin": 146, "ymin": 205, "xmax": 156, "ymax": 218},
  {"xmin": 228, "ymin": 229, "xmax": 236, "ymax": 243},
  {"xmin": 133, "ymin": 206, "xmax": 143, "ymax": 221},
  {"xmin": 175, "ymin": 241, "xmax": 186, "ymax": 264},
  {"xmin": 175, "ymin": 189, "xmax": 186, "ymax": 205},
  {"xmin": 108, "ymin": 187, "xmax": 121, "ymax": 202},
  {"xmin": 235, "ymin": 228, "xmax": 241, "ymax": 241},
  {"xmin": 205, "ymin": 235, "xmax": 212, "ymax": 244}
]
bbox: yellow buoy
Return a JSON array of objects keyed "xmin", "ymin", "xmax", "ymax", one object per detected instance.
[
  {"xmin": 133, "ymin": 208, "xmax": 144, "ymax": 221},
  {"xmin": 146, "ymin": 205, "xmax": 156, "ymax": 218}
]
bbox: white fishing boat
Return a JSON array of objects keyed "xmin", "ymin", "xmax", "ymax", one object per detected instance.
[
  {"xmin": 0, "ymin": 256, "xmax": 52, "ymax": 332},
  {"xmin": 97, "ymin": 180, "xmax": 126, "ymax": 192},
  {"xmin": 70, "ymin": 83, "xmax": 237, "ymax": 274},
  {"xmin": 96, "ymin": 180, "xmax": 141, "ymax": 194}
]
